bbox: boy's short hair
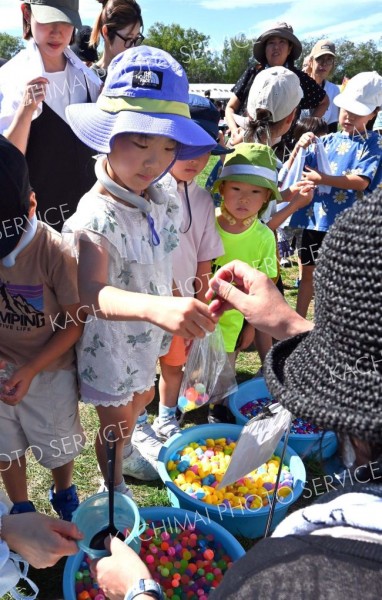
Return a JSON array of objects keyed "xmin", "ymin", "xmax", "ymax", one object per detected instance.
[
  {"xmin": 0, "ymin": 136, "xmax": 31, "ymax": 259},
  {"xmin": 334, "ymin": 71, "xmax": 382, "ymax": 116}
]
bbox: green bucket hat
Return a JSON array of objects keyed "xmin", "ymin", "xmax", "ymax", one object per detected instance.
[{"xmin": 212, "ymin": 142, "xmax": 282, "ymax": 202}]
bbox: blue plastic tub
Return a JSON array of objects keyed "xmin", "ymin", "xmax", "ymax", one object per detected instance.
[
  {"xmin": 228, "ymin": 378, "xmax": 338, "ymax": 460},
  {"xmin": 157, "ymin": 423, "xmax": 306, "ymax": 539},
  {"xmin": 63, "ymin": 506, "xmax": 245, "ymax": 599}
]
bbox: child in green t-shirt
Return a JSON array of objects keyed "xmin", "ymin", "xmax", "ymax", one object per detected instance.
[{"xmin": 212, "ymin": 143, "xmax": 279, "ymax": 373}]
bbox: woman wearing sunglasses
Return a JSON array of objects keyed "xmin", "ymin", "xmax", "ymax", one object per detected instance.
[{"xmin": 90, "ymin": 0, "xmax": 144, "ymax": 82}]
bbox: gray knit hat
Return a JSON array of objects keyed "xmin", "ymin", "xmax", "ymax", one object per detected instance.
[{"xmin": 264, "ymin": 191, "xmax": 382, "ymax": 443}]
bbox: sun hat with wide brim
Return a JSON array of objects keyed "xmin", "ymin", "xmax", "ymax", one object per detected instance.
[
  {"xmin": 23, "ymin": 0, "xmax": 82, "ymax": 29},
  {"xmin": 263, "ymin": 190, "xmax": 382, "ymax": 444},
  {"xmin": 253, "ymin": 22, "xmax": 302, "ymax": 64},
  {"xmin": 66, "ymin": 46, "xmax": 217, "ymax": 160},
  {"xmin": 212, "ymin": 142, "xmax": 282, "ymax": 201}
]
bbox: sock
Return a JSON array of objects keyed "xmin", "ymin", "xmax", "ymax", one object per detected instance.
[
  {"xmin": 123, "ymin": 442, "xmax": 133, "ymax": 459},
  {"xmin": 115, "ymin": 480, "xmax": 128, "ymax": 493},
  {"xmin": 137, "ymin": 411, "xmax": 148, "ymax": 425},
  {"xmin": 158, "ymin": 404, "xmax": 177, "ymax": 423}
]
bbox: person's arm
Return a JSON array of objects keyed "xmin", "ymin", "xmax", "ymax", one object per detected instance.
[
  {"xmin": 5, "ymin": 77, "xmax": 48, "ymax": 154},
  {"xmin": 284, "ymin": 132, "xmax": 317, "ymax": 171},
  {"xmin": 0, "ymin": 303, "xmax": 85, "ymax": 405},
  {"xmin": 195, "ymin": 260, "xmax": 212, "ymax": 303},
  {"xmin": 235, "ymin": 321, "xmax": 255, "ymax": 351},
  {"xmin": 90, "ymin": 536, "xmax": 161, "ymax": 600},
  {"xmin": 206, "ymin": 260, "xmax": 313, "ymax": 340},
  {"xmin": 311, "ymin": 92, "xmax": 330, "ymax": 118},
  {"xmin": 78, "ymin": 239, "xmax": 215, "ymax": 338},
  {"xmin": 225, "ymin": 94, "xmax": 243, "ymax": 146},
  {"xmin": 303, "ymin": 167, "xmax": 369, "ymax": 191},
  {"xmin": 1, "ymin": 512, "xmax": 83, "ymax": 569},
  {"xmin": 268, "ymin": 183, "xmax": 315, "ymax": 231}
]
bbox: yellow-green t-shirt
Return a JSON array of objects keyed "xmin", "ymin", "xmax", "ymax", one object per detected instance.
[{"xmin": 213, "ymin": 218, "xmax": 277, "ymax": 352}]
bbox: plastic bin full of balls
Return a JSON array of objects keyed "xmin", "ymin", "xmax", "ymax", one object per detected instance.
[
  {"xmin": 63, "ymin": 507, "xmax": 245, "ymax": 600},
  {"xmin": 157, "ymin": 424, "xmax": 306, "ymax": 538},
  {"xmin": 228, "ymin": 378, "xmax": 338, "ymax": 459},
  {"xmin": 177, "ymin": 327, "xmax": 237, "ymax": 413}
]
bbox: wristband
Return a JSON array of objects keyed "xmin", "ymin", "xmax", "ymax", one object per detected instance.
[{"xmin": 124, "ymin": 578, "xmax": 164, "ymax": 600}]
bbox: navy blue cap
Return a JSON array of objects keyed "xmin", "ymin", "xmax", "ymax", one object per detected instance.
[
  {"xmin": 188, "ymin": 94, "xmax": 233, "ymax": 155},
  {"xmin": 0, "ymin": 136, "xmax": 31, "ymax": 259}
]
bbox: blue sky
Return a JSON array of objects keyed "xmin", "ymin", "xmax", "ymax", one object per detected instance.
[{"xmin": 1, "ymin": 0, "xmax": 381, "ymax": 53}]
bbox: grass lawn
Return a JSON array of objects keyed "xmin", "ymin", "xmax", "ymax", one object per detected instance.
[{"xmin": 1, "ymin": 157, "xmax": 316, "ymax": 600}]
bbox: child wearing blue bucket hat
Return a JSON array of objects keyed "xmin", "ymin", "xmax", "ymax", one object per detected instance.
[{"xmin": 63, "ymin": 46, "xmax": 216, "ymax": 495}]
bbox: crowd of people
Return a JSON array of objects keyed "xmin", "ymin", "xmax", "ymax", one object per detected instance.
[{"xmin": 1, "ymin": 1, "xmax": 382, "ymax": 599}]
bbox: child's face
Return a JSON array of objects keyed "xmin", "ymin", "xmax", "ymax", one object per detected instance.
[
  {"xmin": 339, "ymin": 108, "xmax": 375, "ymax": 136},
  {"xmin": 108, "ymin": 133, "xmax": 177, "ymax": 194},
  {"xmin": 31, "ymin": 17, "xmax": 74, "ymax": 59},
  {"xmin": 170, "ymin": 152, "xmax": 211, "ymax": 183},
  {"xmin": 221, "ymin": 180, "xmax": 271, "ymax": 220}
]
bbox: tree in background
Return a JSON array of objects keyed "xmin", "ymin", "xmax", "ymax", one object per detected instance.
[
  {"xmin": 299, "ymin": 37, "xmax": 382, "ymax": 84},
  {"xmin": 0, "ymin": 32, "xmax": 24, "ymax": 61},
  {"xmin": 0, "ymin": 25, "xmax": 381, "ymax": 84},
  {"xmin": 221, "ymin": 34, "xmax": 253, "ymax": 83},
  {"xmin": 144, "ymin": 22, "xmax": 223, "ymax": 82}
]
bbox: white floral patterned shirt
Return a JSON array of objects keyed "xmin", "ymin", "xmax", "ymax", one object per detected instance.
[{"xmin": 62, "ymin": 175, "xmax": 182, "ymax": 405}]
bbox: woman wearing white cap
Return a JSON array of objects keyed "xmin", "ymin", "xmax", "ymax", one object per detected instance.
[
  {"xmin": 225, "ymin": 23, "xmax": 329, "ymax": 146},
  {"xmin": 0, "ymin": 1, "xmax": 102, "ymax": 231},
  {"xmin": 304, "ymin": 39, "xmax": 340, "ymax": 133}
]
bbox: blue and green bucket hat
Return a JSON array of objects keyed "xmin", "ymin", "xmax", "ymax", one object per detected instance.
[{"xmin": 212, "ymin": 142, "xmax": 282, "ymax": 201}]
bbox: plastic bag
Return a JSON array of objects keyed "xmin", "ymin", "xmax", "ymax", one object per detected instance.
[{"xmin": 177, "ymin": 325, "xmax": 237, "ymax": 413}]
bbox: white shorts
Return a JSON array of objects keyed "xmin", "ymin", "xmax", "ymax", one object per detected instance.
[{"xmin": 0, "ymin": 368, "xmax": 85, "ymax": 470}]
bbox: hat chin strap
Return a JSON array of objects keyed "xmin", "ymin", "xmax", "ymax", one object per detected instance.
[
  {"xmin": 2, "ymin": 214, "xmax": 38, "ymax": 268},
  {"xmin": 221, "ymin": 203, "xmax": 257, "ymax": 228},
  {"xmin": 94, "ymin": 155, "xmax": 161, "ymax": 246}
]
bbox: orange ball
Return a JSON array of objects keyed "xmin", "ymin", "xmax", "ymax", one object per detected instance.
[{"xmin": 185, "ymin": 387, "xmax": 198, "ymax": 402}]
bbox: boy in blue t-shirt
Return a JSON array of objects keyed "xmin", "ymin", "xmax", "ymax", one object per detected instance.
[{"xmin": 289, "ymin": 71, "xmax": 382, "ymax": 317}]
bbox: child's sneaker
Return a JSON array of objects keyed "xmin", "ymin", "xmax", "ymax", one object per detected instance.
[
  {"xmin": 49, "ymin": 484, "xmax": 79, "ymax": 521},
  {"xmin": 131, "ymin": 422, "xmax": 163, "ymax": 462},
  {"xmin": 122, "ymin": 446, "xmax": 159, "ymax": 481},
  {"xmin": 208, "ymin": 404, "xmax": 236, "ymax": 424},
  {"xmin": 152, "ymin": 415, "xmax": 182, "ymax": 441},
  {"xmin": 10, "ymin": 500, "xmax": 36, "ymax": 515}
]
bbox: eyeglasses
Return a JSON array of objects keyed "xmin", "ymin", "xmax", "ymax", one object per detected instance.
[
  {"xmin": 114, "ymin": 31, "xmax": 145, "ymax": 49},
  {"xmin": 315, "ymin": 56, "xmax": 334, "ymax": 66}
]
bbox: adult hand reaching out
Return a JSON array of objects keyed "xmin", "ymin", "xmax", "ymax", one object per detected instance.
[
  {"xmin": 90, "ymin": 536, "xmax": 153, "ymax": 600},
  {"xmin": 1, "ymin": 512, "xmax": 83, "ymax": 569},
  {"xmin": 206, "ymin": 260, "xmax": 312, "ymax": 340}
]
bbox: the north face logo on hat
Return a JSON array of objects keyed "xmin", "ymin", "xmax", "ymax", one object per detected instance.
[{"xmin": 132, "ymin": 70, "xmax": 163, "ymax": 90}]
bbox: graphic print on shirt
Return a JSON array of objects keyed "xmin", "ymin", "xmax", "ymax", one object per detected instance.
[{"xmin": 0, "ymin": 282, "xmax": 45, "ymax": 331}]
